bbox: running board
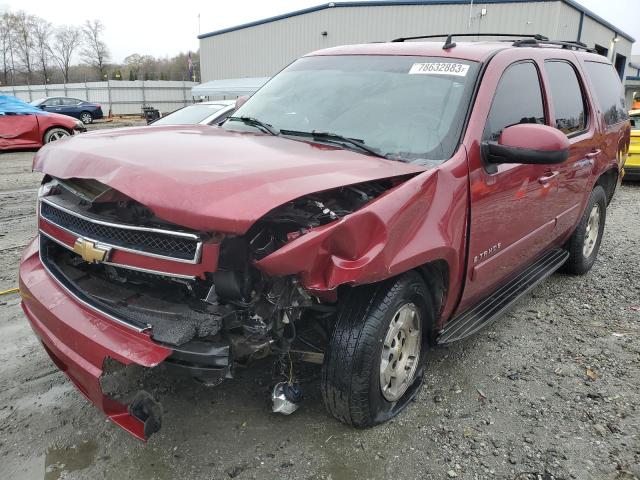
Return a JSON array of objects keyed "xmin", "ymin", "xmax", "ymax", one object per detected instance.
[{"xmin": 437, "ymin": 248, "xmax": 569, "ymax": 345}]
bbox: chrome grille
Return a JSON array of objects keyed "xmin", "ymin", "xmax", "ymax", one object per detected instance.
[{"xmin": 40, "ymin": 199, "xmax": 201, "ymax": 262}]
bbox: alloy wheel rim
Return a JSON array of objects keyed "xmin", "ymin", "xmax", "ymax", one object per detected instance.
[
  {"xmin": 49, "ymin": 131, "xmax": 69, "ymax": 142},
  {"xmin": 380, "ymin": 302, "xmax": 421, "ymax": 402},
  {"xmin": 81, "ymin": 114, "xmax": 91, "ymax": 123},
  {"xmin": 583, "ymin": 203, "xmax": 600, "ymax": 258}
]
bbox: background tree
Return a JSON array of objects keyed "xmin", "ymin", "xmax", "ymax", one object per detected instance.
[
  {"xmin": 32, "ymin": 17, "xmax": 52, "ymax": 83},
  {"xmin": 12, "ymin": 11, "xmax": 35, "ymax": 85},
  {"xmin": 0, "ymin": 13, "xmax": 15, "ymax": 85},
  {"xmin": 81, "ymin": 19, "xmax": 110, "ymax": 80},
  {"xmin": 49, "ymin": 25, "xmax": 81, "ymax": 83}
]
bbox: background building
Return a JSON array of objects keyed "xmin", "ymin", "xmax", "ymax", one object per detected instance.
[{"xmin": 199, "ymin": 0, "xmax": 634, "ymax": 95}]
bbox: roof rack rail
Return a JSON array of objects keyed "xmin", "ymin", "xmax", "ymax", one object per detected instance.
[
  {"xmin": 512, "ymin": 38, "xmax": 595, "ymax": 52},
  {"xmin": 391, "ymin": 33, "xmax": 548, "ymax": 49}
]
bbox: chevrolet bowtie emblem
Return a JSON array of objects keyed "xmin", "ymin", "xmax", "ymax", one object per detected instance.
[{"xmin": 73, "ymin": 238, "xmax": 109, "ymax": 263}]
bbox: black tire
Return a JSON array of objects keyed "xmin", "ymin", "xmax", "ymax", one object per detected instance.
[
  {"xmin": 321, "ymin": 271, "xmax": 433, "ymax": 428},
  {"xmin": 562, "ymin": 185, "xmax": 607, "ymax": 275},
  {"xmin": 43, "ymin": 128, "xmax": 70, "ymax": 144},
  {"xmin": 80, "ymin": 111, "xmax": 93, "ymax": 124}
]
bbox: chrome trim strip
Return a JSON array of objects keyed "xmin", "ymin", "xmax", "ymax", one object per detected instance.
[
  {"xmin": 102, "ymin": 261, "xmax": 197, "ymax": 280},
  {"xmin": 39, "ymin": 198, "xmax": 203, "ymax": 264},
  {"xmin": 41, "ymin": 196, "xmax": 199, "ymax": 239},
  {"xmin": 39, "ymin": 230, "xmax": 196, "ymax": 281},
  {"xmin": 37, "ymin": 233, "xmax": 149, "ymax": 333}
]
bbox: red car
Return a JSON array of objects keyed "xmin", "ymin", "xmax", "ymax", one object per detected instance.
[
  {"xmin": 19, "ymin": 35, "xmax": 629, "ymax": 440},
  {"xmin": 0, "ymin": 102, "xmax": 86, "ymax": 151}
]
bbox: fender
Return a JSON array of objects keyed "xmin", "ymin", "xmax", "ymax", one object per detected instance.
[{"xmin": 256, "ymin": 148, "xmax": 469, "ymax": 320}]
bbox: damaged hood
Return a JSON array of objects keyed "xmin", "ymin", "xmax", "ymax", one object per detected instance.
[{"xmin": 33, "ymin": 125, "xmax": 429, "ymax": 233}]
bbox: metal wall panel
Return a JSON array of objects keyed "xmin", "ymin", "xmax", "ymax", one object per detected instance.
[
  {"xmin": 199, "ymin": 1, "xmax": 634, "ymax": 82},
  {"xmin": 0, "ymin": 81, "xmax": 198, "ymax": 115}
]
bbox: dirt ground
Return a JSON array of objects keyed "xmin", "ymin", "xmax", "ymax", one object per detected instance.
[{"xmin": 0, "ymin": 125, "xmax": 638, "ymax": 479}]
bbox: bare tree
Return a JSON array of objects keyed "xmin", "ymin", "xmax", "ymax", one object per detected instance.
[
  {"xmin": 81, "ymin": 19, "xmax": 110, "ymax": 79},
  {"xmin": 32, "ymin": 16, "xmax": 52, "ymax": 83},
  {"xmin": 49, "ymin": 25, "xmax": 81, "ymax": 83},
  {"xmin": 12, "ymin": 11, "xmax": 36, "ymax": 85},
  {"xmin": 0, "ymin": 13, "xmax": 14, "ymax": 85}
]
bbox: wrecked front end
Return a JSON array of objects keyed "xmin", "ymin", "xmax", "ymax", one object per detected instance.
[{"xmin": 21, "ymin": 173, "xmax": 426, "ymax": 439}]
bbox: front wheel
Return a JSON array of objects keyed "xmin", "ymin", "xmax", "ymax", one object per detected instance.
[
  {"xmin": 43, "ymin": 128, "xmax": 70, "ymax": 144},
  {"xmin": 562, "ymin": 185, "xmax": 607, "ymax": 275},
  {"xmin": 321, "ymin": 271, "xmax": 432, "ymax": 428}
]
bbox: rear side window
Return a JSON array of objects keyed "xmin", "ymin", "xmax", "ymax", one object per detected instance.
[
  {"xmin": 485, "ymin": 62, "xmax": 545, "ymax": 141},
  {"xmin": 545, "ymin": 61, "xmax": 587, "ymax": 135},
  {"xmin": 584, "ymin": 61, "xmax": 627, "ymax": 126}
]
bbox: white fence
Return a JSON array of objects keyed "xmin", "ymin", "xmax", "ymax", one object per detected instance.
[{"xmin": 1, "ymin": 80, "xmax": 198, "ymax": 115}]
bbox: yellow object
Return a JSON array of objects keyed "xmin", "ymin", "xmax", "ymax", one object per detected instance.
[
  {"xmin": 0, "ymin": 287, "xmax": 19, "ymax": 296},
  {"xmin": 628, "ymin": 111, "xmax": 640, "ymax": 172}
]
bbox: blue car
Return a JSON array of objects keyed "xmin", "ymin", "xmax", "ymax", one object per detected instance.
[{"xmin": 30, "ymin": 97, "xmax": 104, "ymax": 124}]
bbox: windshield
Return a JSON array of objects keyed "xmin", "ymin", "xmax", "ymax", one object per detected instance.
[
  {"xmin": 631, "ymin": 113, "xmax": 640, "ymax": 130},
  {"xmin": 224, "ymin": 55, "xmax": 479, "ymax": 162},
  {"xmin": 154, "ymin": 104, "xmax": 229, "ymax": 125},
  {"xmin": 30, "ymin": 98, "xmax": 46, "ymax": 106}
]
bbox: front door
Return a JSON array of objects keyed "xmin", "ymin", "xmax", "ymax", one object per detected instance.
[{"xmin": 460, "ymin": 60, "xmax": 560, "ymax": 309}]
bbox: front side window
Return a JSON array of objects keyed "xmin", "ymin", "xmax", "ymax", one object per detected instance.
[
  {"xmin": 485, "ymin": 61, "xmax": 545, "ymax": 141},
  {"xmin": 225, "ymin": 55, "xmax": 480, "ymax": 163},
  {"xmin": 545, "ymin": 61, "xmax": 587, "ymax": 135},
  {"xmin": 44, "ymin": 98, "xmax": 61, "ymax": 106},
  {"xmin": 584, "ymin": 61, "xmax": 627, "ymax": 126}
]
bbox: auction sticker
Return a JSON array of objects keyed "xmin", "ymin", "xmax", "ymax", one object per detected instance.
[{"xmin": 409, "ymin": 62, "xmax": 469, "ymax": 76}]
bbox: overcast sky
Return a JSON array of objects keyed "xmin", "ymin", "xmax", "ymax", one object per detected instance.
[{"xmin": 5, "ymin": 0, "xmax": 640, "ymax": 62}]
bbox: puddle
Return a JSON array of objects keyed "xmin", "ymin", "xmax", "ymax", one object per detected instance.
[{"xmin": 44, "ymin": 440, "xmax": 97, "ymax": 480}]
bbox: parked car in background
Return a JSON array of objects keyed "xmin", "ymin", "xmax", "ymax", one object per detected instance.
[
  {"xmin": 626, "ymin": 109, "xmax": 640, "ymax": 179},
  {"xmin": 30, "ymin": 97, "xmax": 104, "ymax": 124},
  {"xmin": 0, "ymin": 95, "xmax": 86, "ymax": 151},
  {"xmin": 151, "ymin": 100, "xmax": 235, "ymax": 126}
]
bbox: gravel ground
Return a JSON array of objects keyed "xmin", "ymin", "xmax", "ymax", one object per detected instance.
[{"xmin": 0, "ymin": 130, "xmax": 638, "ymax": 479}]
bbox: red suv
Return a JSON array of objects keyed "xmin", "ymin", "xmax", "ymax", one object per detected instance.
[{"xmin": 20, "ymin": 35, "xmax": 630, "ymax": 440}]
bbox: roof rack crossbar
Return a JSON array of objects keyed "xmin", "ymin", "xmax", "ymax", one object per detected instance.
[
  {"xmin": 391, "ymin": 33, "xmax": 548, "ymax": 43},
  {"xmin": 512, "ymin": 38, "xmax": 595, "ymax": 52}
]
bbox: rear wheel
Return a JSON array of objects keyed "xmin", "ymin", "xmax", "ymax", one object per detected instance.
[
  {"xmin": 80, "ymin": 111, "xmax": 93, "ymax": 124},
  {"xmin": 43, "ymin": 128, "xmax": 70, "ymax": 144},
  {"xmin": 562, "ymin": 185, "xmax": 607, "ymax": 275},
  {"xmin": 321, "ymin": 271, "xmax": 432, "ymax": 427}
]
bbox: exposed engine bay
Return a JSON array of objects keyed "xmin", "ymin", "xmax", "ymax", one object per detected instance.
[{"xmin": 38, "ymin": 176, "xmax": 404, "ymax": 387}]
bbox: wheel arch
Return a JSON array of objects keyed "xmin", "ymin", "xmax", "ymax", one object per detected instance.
[
  {"xmin": 594, "ymin": 166, "xmax": 619, "ymax": 205},
  {"xmin": 414, "ymin": 259, "xmax": 449, "ymax": 343},
  {"xmin": 42, "ymin": 125, "xmax": 72, "ymax": 143}
]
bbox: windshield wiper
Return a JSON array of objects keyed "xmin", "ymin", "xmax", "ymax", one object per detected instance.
[
  {"xmin": 227, "ymin": 116, "xmax": 279, "ymax": 135},
  {"xmin": 280, "ymin": 129, "xmax": 387, "ymax": 159}
]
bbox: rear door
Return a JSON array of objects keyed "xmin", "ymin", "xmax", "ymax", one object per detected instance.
[
  {"xmin": 461, "ymin": 59, "xmax": 559, "ymax": 309},
  {"xmin": 58, "ymin": 98, "xmax": 82, "ymax": 118},
  {"xmin": 541, "ymin": 59, "xmax": 598, "ymax": 236}
]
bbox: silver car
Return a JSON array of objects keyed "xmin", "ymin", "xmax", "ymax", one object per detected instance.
[{"xmin": 152, "ymin": 100, "xmax": 235, "ymax": 126}]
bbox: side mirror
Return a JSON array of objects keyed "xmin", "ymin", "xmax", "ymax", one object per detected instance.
[
  {"xmin": 235, "ymin": 95, "xmax": 249, "ymax": 110},
  {"xmin": 484, "ymin": 123, "xmax": 570, "ymax": 165},
  {"xmin": 631, "ymin": 118, "xmax": 636, "ymax": 128},
  {"xmin": 39, "ymin": 105, "xmax": 46, "ymax": 109}
]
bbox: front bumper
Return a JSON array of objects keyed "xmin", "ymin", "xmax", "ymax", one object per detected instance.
[{"xmin": 19, "ymin": 236, "xmax": 172, "ymax": 440}]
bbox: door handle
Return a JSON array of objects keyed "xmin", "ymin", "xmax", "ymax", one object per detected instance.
[
  {"xmin": 538, "ymin": 171, "xmax": 559, "ymax": 185},
  {"xmin": 585, "ymin": 149, "xmax": 601, "ymax": 159}
]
